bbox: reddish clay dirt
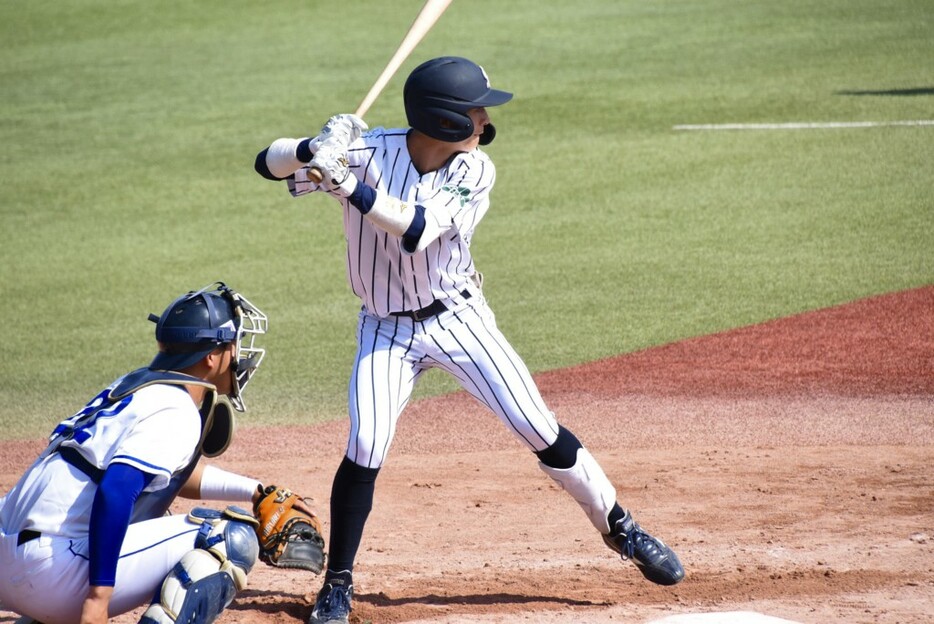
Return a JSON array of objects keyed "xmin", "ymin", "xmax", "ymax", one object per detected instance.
[{"xmin": 2, "ymin": 286, "xmax": 932, "ymax": 624}]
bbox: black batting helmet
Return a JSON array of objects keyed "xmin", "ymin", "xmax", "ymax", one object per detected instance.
[{"xmin": 404, "ymin": 56, "xmax": 513, "ymax": 145}]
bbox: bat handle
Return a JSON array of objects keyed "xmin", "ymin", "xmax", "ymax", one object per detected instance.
[{"xmin": 307, "ymin": 166, "xmax": 324, "ymax": 184}]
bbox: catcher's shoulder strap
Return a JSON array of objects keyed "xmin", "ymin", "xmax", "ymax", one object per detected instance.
[
  {"xmin": 131, "ymin": 456, "xmax": 200, "ymax": 523},
  {"xmin": 57, "ymin": 446, "xmax": 105, "ymax": 482},
  {"xmin": 109, "ymin": 367, "xmax": 233, "ymax": 458},
  {"xmin": 108, "ymin": 367, "xmax": 215, "ymax": 401}
]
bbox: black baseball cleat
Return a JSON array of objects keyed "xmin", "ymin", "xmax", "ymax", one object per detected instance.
[
  {"xmin": 308, "ymin": 570, "xmax": 354, "ymax": 624},
  {"xmin": 603, "ymin": 510, "xmax": 685, "ymax": 586}
]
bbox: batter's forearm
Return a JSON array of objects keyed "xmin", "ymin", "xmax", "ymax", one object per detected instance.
[
  {"xmin": 255, "ymin": 138, "xmax": 316, "ymax": 180},
  {"xmin": 346, "ymin": 183, "xmax": 452, "ymax": 253}
]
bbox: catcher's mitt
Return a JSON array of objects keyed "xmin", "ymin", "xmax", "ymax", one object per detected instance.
[{"xmin": 253, "ymin": 484, "xmax": 325, "ymax": 573}]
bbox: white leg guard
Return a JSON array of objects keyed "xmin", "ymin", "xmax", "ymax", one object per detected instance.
[
  {"xmin": 538, "ymin": 447, "xmax": 617, "ymax": 534},
  {"xmin": 139, "ymin": 507, "xmax": 259, "ymax": 624}
]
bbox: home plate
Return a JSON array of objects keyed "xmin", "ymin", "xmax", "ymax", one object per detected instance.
[{"xmin": 645, "ymin": 612, "xmax": 803, "ymax": 624}]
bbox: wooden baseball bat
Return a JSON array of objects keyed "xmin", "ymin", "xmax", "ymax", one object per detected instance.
[{"xmin": 308, "ymin": 0, "xmax": 454, "ymax": 183}]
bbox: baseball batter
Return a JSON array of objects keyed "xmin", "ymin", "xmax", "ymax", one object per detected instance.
[
  {"xmin": 255, "ymin": 56, "xmax": 684, "ymax": 624},
  {"xmin": 0, "ymin": 283, "xmax": 299, "ymax": 624}
]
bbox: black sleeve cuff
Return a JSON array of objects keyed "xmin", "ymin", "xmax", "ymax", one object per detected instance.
[
  {"xmin": 296, "ymin": 138, "xmax": 314, "ymax": 163},
  {"xmin": 401, "ymin": 205, "xmax": 427, "ymax": 253},
  {"xmin": 254, "ymin": 148, "xmax": 283, "ymax": 181}
]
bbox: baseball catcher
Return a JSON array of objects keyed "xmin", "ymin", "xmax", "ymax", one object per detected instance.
[
  {"xmin": 253, "ymin": 484, "xmax": 325, "ymax": 573},
  {"xmin": 0, "ymin": 281, "xmax": 328, "ymax": 624}
]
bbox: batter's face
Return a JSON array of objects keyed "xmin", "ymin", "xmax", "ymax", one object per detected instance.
[{"xmin": 456, "ymin": 107, "xmax": 491, "ymax": 151}]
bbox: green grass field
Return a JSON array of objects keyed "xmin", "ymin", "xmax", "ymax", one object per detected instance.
[{"xmin": 1, "ymin": 0, "xmax": 931, "ymax": 439}]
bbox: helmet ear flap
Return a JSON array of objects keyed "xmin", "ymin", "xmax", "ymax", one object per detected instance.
[
  {"xmin": 478, "ymin": 123, "xmax": 496, "ymax": 145},
  {"xmin": 411, "ymin": 105, "xmax": 474, "ymax": 142}
]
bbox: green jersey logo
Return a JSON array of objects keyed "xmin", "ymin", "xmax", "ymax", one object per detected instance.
[{"xmin": 442, "ymin": 184, "xmax": 471, "ymax": 207}]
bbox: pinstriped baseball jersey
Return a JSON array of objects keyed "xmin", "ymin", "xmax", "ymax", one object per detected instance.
[
  {"xmin": 278, "ymin": 124, "xmax": 561, "ymax": 469},
  {"xmin": 290, "ymin": 127, "xmax": 493, "ymax": 317}
]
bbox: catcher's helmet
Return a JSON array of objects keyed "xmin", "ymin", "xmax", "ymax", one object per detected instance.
[
  {"xmin": 404, "ymin": 56, "xmax": 513, "ymax": 145},
  {"xmin": 148, "ymin": 282, "xmax": 267, "ymax": 411}
]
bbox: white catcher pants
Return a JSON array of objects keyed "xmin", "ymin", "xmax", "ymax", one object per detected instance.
[
  {"xmin": 0, "ymin": 515, "xmax": 199, "ymax": 624},
  {"xmin": 347, "ymin": 296, "xmax": 561, "ymax": 468}
]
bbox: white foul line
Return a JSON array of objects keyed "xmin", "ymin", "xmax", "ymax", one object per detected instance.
[{"xmin": 673, "ymin": 120, "xmax": 934, "ymax": 131}]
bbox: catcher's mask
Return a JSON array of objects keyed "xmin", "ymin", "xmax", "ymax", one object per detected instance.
[
  {"xmin": 148, "ymin": 282, "xmax": 267, "ymax": 412},
  {"xmin": 404, "ymin": 56, "xmax": 513, "ymax": 145}
]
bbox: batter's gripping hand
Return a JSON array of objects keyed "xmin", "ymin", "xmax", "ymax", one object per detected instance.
[
  {"xmin": 253, "ymin": 484, "xmax": 325, "ymax": 573},
  {"xmin": 317, "ymin": 113, "xmax": 368, "ymax": 147},
  {"xmin": 310, "ymin": 138, "xmax": 357, "ymax": 197}
]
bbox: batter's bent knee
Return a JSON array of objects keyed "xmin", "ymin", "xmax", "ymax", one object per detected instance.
[{"xmin": 139, "ymin": 507, "xmax": 260, "ymax": 624}]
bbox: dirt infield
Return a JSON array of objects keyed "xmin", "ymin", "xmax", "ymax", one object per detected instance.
[{"xmin": 2, "ymin": 286, "xmax": 932, "ymax": 623}]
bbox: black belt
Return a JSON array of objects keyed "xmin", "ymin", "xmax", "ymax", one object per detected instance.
[
  {"xmin": 390, "ymin": 290, "xmax": 471, "ymax": 322},
  {"xmin": 17, "ymin": 529, "xmax": 41, "ymax": 546}
]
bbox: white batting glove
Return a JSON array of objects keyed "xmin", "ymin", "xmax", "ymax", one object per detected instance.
[
  {"xmin": 317, "ymin": 113, "xmax": 368, "ymax": 148},
  {"xmin": 310, "ymin": 138, "xmax": 358, "ymax": 198},
  {"xmin": 306, "ymin": 135, "xmax": 326, "ymax": 156}
]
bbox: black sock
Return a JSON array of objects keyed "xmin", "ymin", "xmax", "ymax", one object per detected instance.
[
  {"xmin": 326, "ymin": 456, "xmax": 380, "ymax": 572},
  {"xmin": 324, "ymin": 568, "xmax": 354, "ymax": 586},
  {"xmin": 607, "ymin": 503, "xmax": 627, "ymax": 529}
]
